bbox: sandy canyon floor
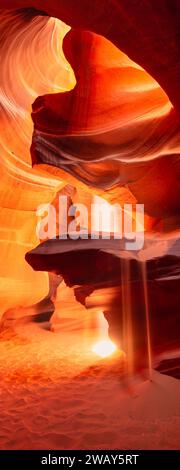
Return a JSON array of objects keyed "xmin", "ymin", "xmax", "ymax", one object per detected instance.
[{"xmin": 0, "ymin": 321, "xmax": 179, "ymax": 450}]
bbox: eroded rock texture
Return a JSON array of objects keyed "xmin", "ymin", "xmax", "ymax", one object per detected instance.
[{"xmin": 0, "ymin": 9, "xmax": 74, "ymax": 317}]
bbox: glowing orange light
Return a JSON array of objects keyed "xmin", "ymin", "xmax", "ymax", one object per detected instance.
[{"xmin": 92, "ymin": 339, "xmax": 117, "ymax": 358}]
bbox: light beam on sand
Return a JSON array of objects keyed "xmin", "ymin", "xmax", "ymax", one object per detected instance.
[{"xmin": 92, "ymin": 340, "xmax": 117, "ymax": 358}]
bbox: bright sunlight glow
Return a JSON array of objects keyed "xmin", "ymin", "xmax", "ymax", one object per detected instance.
[{"xmin": 92, "ymin": 340, "xmax": 117, "ymax": 358}]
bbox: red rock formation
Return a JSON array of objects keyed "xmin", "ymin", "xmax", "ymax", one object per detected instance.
[
  {"xmin": 0, "ymin": 10, "xmax": 74, "ymax": 317},
  {"xmin": 0, "ymin": 2, "xmax": 179, "ymax": 371}
]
